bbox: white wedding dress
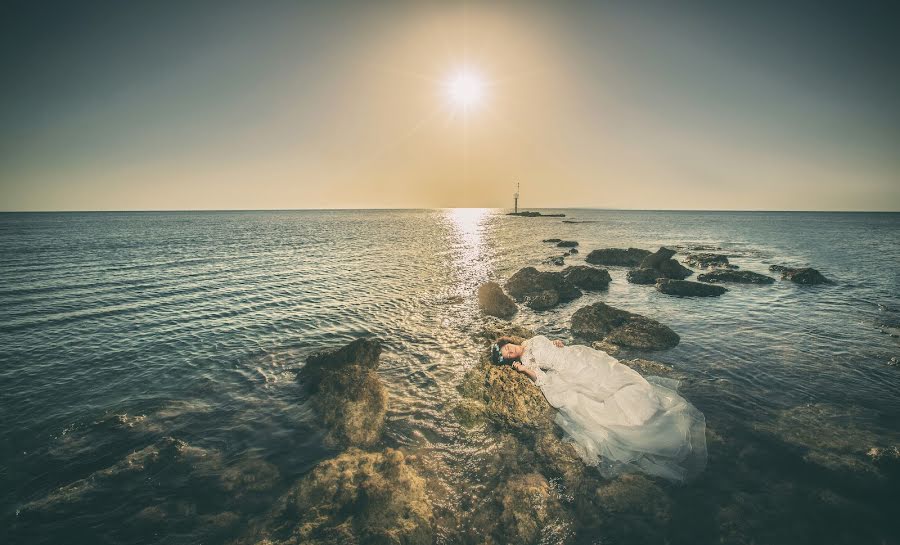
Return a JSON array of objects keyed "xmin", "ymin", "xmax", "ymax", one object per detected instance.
[{"xmin": 521, "ymin": 335, "xmax": 707, "ymax": 482}]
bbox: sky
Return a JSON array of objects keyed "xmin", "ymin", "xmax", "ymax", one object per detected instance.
[{"xmin": 1, "ymin": 0, "xmax": 898, "ymax": 211}]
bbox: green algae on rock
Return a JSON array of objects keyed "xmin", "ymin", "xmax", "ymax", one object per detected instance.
[{"xmin": 299, "ymin": 338, "xmax": 387, "ymax": 448}]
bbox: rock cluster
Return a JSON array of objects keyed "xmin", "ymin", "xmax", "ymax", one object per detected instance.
[
  {"xmin": 504, "ymin": 267, "xmax": 582, "ymax": 311},
  {"xmin": 299, "ymin": 338, "xmax": 387, "ymax": 448},
  {"xmin": 627, "ymin": 247, "xmax": 693, "ymax": 285},
  {"xmin": 656, "ymin": 278, "xmax": 727, "ymax": 297},
  {"xmin": 697, "ymin": 269, "xmax": 775, "ymax": 284},
  {"xmin": 477, "ymin": 282, "xmax": 518, "ymax": 319},
  {"xmin": 571, "ymin": 302, "xmax": 680, "ymax": 350},
  {"xmin": 585, "ymin": 247, "xmax": 651, "ymax": 267}
]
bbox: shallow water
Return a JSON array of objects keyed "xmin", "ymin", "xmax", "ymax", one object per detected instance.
[{"xmin": 1, "ymin": 209, "xmax": 899, "ymax": 544}]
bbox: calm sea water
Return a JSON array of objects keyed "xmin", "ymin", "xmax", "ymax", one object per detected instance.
[{"xmin": 2, "ymin": 209, "xmax": 899, "ymax": 544}]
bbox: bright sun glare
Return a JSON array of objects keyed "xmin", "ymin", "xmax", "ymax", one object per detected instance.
[{"xmin": 443, "ymin": 68, "xmax": 485, "ymax": 111}]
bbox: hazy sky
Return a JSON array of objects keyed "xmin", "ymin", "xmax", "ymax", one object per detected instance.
[{"xmin": 1, "ymin": 0, "xmax": 898, "ymax": 211}]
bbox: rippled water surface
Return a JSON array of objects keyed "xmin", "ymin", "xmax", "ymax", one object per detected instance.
[{"xmin": 2, "ymin": 209, "xmax": 899, "ymax": 544}]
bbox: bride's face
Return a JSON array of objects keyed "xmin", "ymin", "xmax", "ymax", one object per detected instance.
[{"xmin": 500, "ymin": 343, "xmax": 523, "ymax": 361}]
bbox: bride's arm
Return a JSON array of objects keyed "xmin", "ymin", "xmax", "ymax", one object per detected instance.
[{"xmin": 512, "ymin": 362, "xmax": 537, "ymax": 382}]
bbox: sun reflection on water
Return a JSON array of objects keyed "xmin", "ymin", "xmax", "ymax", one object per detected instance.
[{"xmin": 443, "ymin": 208, "xmax": 492, "ymax": 300}]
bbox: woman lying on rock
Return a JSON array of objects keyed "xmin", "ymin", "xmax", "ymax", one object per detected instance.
[{"xmin": 491, "ymin": 335, "xmax": 707, "ymax": 482}]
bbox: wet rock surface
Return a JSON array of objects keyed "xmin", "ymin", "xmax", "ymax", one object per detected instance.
[
  {"xmin": 770, "ymin": 265, "xmax": 831, "ymax": 285},
  {"xmin": 477, "ymin": 282, "xmax": 518, "ymax": 319},
  {"xmin": 250, "ymin": 448, "xmax": 433, "ymax": 545},
  {"xmin": 561, "ymin": 265, "xmax": 611, "ymax": 290},
  {"xmin": 571, "ymin": 302, "xmax": 680, "ymax": 350},
  {"xmin": 299, "ymin": 338, "xmax": 387, "ymax": 448},
  {"xmin": 585, "ymin": 247, "xmax": 651, "ymax": 267},
  {"xmin": 656, "ymin": 278, "xmax": 728, "ymax": 297},
  {"xmin": 697, "ymin": 269, "xmax": 776, "ymax": 284},
  {"xmin": 556, "ymin": 240, "xmax": 578, "ymax": 248},
  {"xmin": 626, "ymin": 267, "xmax": 660, "ymax": 285},
  {"xmin": 683, "ymin": 253, "xmax": 735, "ymax": 269},
  {"xmin": 505, "ymin": 267, "xmax": 582, "ymax": 311}
]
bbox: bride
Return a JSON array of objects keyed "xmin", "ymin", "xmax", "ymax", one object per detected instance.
[{"xmin": 491, "ymin": 335, "xmax": 707, "ymax": 482}]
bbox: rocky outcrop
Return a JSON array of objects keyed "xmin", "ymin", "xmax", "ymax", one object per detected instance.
[
  {"xmin": 542, "ymin": 255, "xmax": 566, "ymax": 267},
  {"xmin": 556, "ymin": 240, "xmax": 578, "ymax": 248},
  {"xmin": 770, "ymin": 265, "xmax": 830, "ymax": 285},
  {"xmin": 567, "ymin": 248, "xmax": 579, "ymax": 255},
  {"xmin": 561, "ymin": 265, "xmax": 611, "ymax": 290},
  {"xmin": 683, "ymin": 253, "xmax": 735, "ymax": 269},
  {"xmin": 697, "ymin": 269, "xmax": 775, "ymax": 284},
  {"xmin": 258, "ymin": 448, "xmax": 433, "ymax": 545},
  {"xmin": 571, "ymin": 303, "xmax": 679, "ymax": 350},
  {"xmin": 477, "ymin": 282, "xmax": 518, "ymax": 319},
  {"xmin": 626, "ymin": 248, "xmax": 693, "ymax": 285},
  {"xmin": 508, "ymin": 211, "xmax": 565, "ymax": 217},
  {"xmin": 470, "ymin": 318, "xmax": 535, "ymax": 345},
  {"xmin": 300, "ymin": 338, "xmax": 387, "ymax": 448},
  {"xmin": 585, "ymin": 247, "xmax": 651, "ymax": 267},
  {"xmin": 542, "ymin": 238, "xmax": 562, "ymax": 243},
  {"xmin": 656, "ymin": 278, "xmax": 728, "ymax": 297},
  {"xmin": 504, "ymin": 267, "xmax": 582, "ymax": 311}
]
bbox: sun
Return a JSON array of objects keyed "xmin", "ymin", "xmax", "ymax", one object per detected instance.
[{"xmin": 443, "ymin": 67, "xmax": 486, "ymax": 111}]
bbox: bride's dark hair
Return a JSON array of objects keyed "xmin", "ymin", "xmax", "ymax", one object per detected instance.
[{"xmin": 490, "ymin": 336, "xmax": 522, "ymax": 365}]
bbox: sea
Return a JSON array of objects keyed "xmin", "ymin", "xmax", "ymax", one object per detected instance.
[{"xmin": 1, "ymin": 209, "xmax": 898, "ymax": 544}]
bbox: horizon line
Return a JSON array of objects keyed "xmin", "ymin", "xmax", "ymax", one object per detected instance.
[{"xmin": 1, "ymin": 207, "xmax": 898, "ymax": 214}]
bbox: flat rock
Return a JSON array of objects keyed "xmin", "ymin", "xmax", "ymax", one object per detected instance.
[
  {"xmin": 571, "ymin": 302, "xmax": 679, "ymax": 350},
  {"xmin": 556, "ymin": 240, "xmax": 579, "ymax": 247},
  {"xmin": 585, "ymin": 247, "xmax": 651, "ymax": 267},
  {"xmin": 300, "ymin": 338, "xmax": 387, "ymax": 448},
  {"xmin": 683, "ymin": 253, "xmax": 735, "ymax": 269},
  {"xmin": 626, "ymin": 268, "xmax": 659, "ymax": 285},
  {"xmin": 505, "ymin": 267, "xmax": 582, "ymax": 311},
  {"xmin": 561, "ymin": 265, "xmax": 611, "ymax": 290},
  {"xmin": 656, "ymin": 278, "xmax": 727, "ymax": 297},
  {"xmin": 477, "ymin": 282, "xmax": 518, "ymax": 319},
  {"xmin": 697, "ymin": 269, "xmax": 775, "ymax": 284}
]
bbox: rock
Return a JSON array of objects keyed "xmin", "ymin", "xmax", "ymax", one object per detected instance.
[
  {"xmin": 263, "ymin": 448, "xmax": 433, "ymax": 545},
  {"xmin": 300, "ymin": 338, "xmax": 387, "ymax": 448},
  {"xmin": 496, "ymin": 473, "xmax": 573, "ymax": 544},
  {"xmin": 590, "ymin": 340, "xmax": 621, "ymax": 356},
  {"xmin": 471, "ymin": 318, "xmax": 535, "ymax": 345},
  {"xmin": 775, "ymin": 266, "xmax": 830, "ymax": 285},
  {"xmin": 585, "ymin": 247, "xmax": 651, "ymax": 267},
  {"xmin": 626, "ymin": 248, "xmax": 692, "ymax": 284},
  {"xmin": 571, "ymin": 303, "xmax": 679, "ymax": 350},
  {"xmin": 639, "ymin": 247, "xmax": 677, "ymax": 269},
  {"xmin": 697, "ymin": 269, "xmax": 775, "ymax": 284},
  {"xmin": 626, "ymin": 268, "xmax": 659, "ymax": 285},
  {"xmin": 528, "ymin": 289, "xmax": 560, "ymax": 310},
  {"xmin": 683, "ymin": 253, "xmax": 735, "ymax": 269},
  {"xmin": 542, "ymin": 255, "xmax": 566, "ymax": 267},
  {"xmin": 556, "ymin": 240, "xmax": 578, "ymax": 248},
  {"xmin": 575, "ymin": 474, "xmax": 672, "ymax": 543},
  {"xmin": 477, "ymin": 282, "xmax": 518, "ymax": 319},
  {"xmin": 534, "ymin": 432, "xmax": 586, "ymax": 490},
  {"xmin": 567, "ymin": 248, "xmax": 579, "ymax": 255},
  {"xmin": 542, "ymin": 238, "xmax": 562, "ymax": 243},
  {"xmin": 505, "ymin": 267, "xmax": 582, "ymax": 311},
  {"xmin": 561, "ymin": 265, "xmax": 611, "ymax": 290},
  {"xmin": 656, "ymin": 278, "xmax": 728, "ymax": 297},
  {"xmin": 508, "ymin": 211, "xmax": 566, "ymax": 217}
]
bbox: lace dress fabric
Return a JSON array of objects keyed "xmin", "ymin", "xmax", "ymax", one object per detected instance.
[{"xmin": 521, "ymin": 335, "xmax": 707, "ymax": 482}]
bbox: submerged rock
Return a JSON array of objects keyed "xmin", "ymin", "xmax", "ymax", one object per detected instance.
[
  {"xmin": 656, "ymin": 278, "xmax": 728, "ymax": 297},
  {"xmin": 477, "ymin": 282, "xmax": 518, "ymax": 319},
  {"xmin": 585, "ymin": 247, "xmax": 651, "ymax": 267},
  {"xmin": 463, "ymin": 472, "xmax": 574, "ymax": 545},
  {"xmin": 542, "ymin": 255, "xmax": 566, "ymax": 267},
  {"xmin": 770, "ymin": 266, "xmax": 831, "ymax": 285},
  {"xmin": 697, "ymin": 269, "xmax": 775, "ymax": 284},
  {"xmin": 300, "ymin": 338, "xmax": 387, "ymax": 448},
  {"xmin": 556, "ymin": 240, "xmax": 579, "ymax": 248},
  {"xmin": 571, "ymin": 302, "xmax": 679, "ymax": 350},
  {"xmin": 258, "ymin": 448, "xmax": 433, "ymax": 545},
  {"xmin": 542, "ymin": 238, "xmax": 562, "ymax": 243},
  {"xmin": 683, "ymin": 253, "xmax": 735, "ymax": 269},
  {"xmin": 561, "ymin": 265, "xmax": 611, "ymax": 290},
  {"xmin": 575, "ymin": 473, "xmax": 672, "ymax": 543},
  {"xmin": 620, "ymin": 358, "xmax": 679, "ymax": 378},
  {"xmin": 505, "ymin": 267, "xmax": 582, "ymax": 311}
]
